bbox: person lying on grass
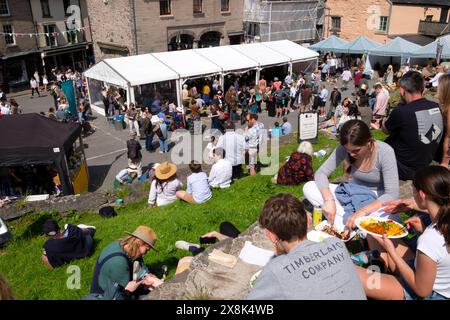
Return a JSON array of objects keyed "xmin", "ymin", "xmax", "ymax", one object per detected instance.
[{"xmin": 41, "ymin": 218, "xmax": 96, "ymax": 269}]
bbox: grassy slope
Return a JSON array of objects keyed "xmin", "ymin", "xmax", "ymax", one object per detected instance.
[{"xmin": 0, "ymin": 131, "xmax": 386, "ymax": 300}]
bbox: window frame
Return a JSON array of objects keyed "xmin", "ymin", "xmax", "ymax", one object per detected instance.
[
  {"xmin": 3, "ymin": 24, "xmax": 15, "ymax": 46},
  {"xmin": 221, "ymin": 0, "xmax": 230, "ymax": 13},
  {"xmin": 159, "ymin": 0, "xmax": 172, "ymax": 16},
  {"xmin": 331, "ymin": 16, "xmax": 341, "ymax": 32},
  {"xmin": 193, "ymin": 0, "xmax": 202, "ymax": 14},
  {"xmin": 0, "ymin": 0, "xmax": 10, "ymax": 16},
  {"xmin": 40, "ymin": 0, "xmax": 52, "ymax": 18},
  {"xmin": 379, "ymin": 16, "xmax": 388, "ymax": 32},
  {"xmin": 44, "ymin": 24, "xmax": 57, "ymax": 47}
]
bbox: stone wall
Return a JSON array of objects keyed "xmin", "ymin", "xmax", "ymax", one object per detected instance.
[
  {"xmin": 85, "ymin": 0, "xmax": 134, "ymax": 62},
  {"xmin": 135, "ymin": 0, "xmax": 244, "ymax": 53},
  {"xmin": 324, "ymin": 0, "xmax": 390, "ymax": 44},
  {"xmin": 0, "ymin": 0, "xmax": 37, "ymax": 53}
]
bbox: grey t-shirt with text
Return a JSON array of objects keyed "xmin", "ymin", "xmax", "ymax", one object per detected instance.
[{"xmin": 246, "ymin": 237, "xmax": 366, "ymax": 300}]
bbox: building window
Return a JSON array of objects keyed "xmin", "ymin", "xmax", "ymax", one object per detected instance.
[
  {"xmin": 221, "ymin": 0, "xmax": 230, "ymax": 12},
  {"xmin": 66, "ymin": 27, "xmax": 78, "ymax": 44},
  {"xmin": 331, "ymin": 16, "xmax": 341, "ymax": 32},
  {"xmin": 3, "ymin": 24, "xmax": 15, "ymax": 45},
  {"xmin": 379, "ymin": 16, "xmax": 388, "ymax": 32},
  {"xmin": 40, "ymin": 0, "xmax": 51, "ymax": 17},
  {"xmin": 425, "ymin": 15, "xmax": 433, "ymax": 22},
  {"xmin": 44, "ymin": 24, "xmax": 57, "ymax": 47},
  {"xmin": 0, "ymin": 0, "xmax": 10, "ymax": 16},
  {"xmin": 193, "ymin": 0, "xmax": 202, "ymax": 14},
  {"xmin": 63, "ymin": 0, "xmax": 71, "ymax": 16},
  {"xmin": 160, "ymin": 0, "xmax": 171, "ymax": 15}
]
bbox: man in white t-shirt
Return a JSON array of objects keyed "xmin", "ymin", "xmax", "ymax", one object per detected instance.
[
  {"xmin": 30, "ymin": 78, "xmax": 40, "ymax": 98},
  {"xmin": 216, "ymin": 121, "xmax": 245, "ymax": 180},
  {"xmin": 0, "ymin": 102, "xmax": 10, "ymax": 115},
  {"xmin": 208, "ymin": 147, "xmax": 232, "ymax": 188}
]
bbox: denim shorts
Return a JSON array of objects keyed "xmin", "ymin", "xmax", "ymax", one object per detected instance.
[{"xmin": 400, "ymin": 259, "xmax": 448, "ymax": 300}]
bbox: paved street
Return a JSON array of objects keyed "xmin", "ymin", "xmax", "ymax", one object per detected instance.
[{"xmin": 13, "ymin": 79, "xmax": 357, "ymax": 192}]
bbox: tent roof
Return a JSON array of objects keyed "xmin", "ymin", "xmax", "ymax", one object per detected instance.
[
  {"xmin": 230, "ymin": 42, "xmax": 290, "ymax": 67},
  {"xmin": 261, "ymin": 40, "xmax": 319, "ymax": 63},
  {"xmin": 309, "ymin": 35, "xmax": 349, "ymax": 52},
  {"xmin": 83, "ymin": 54, "xmax": 180, "ymax": 87},
  {"xmin": 153, "ymin": 50, "xmax": 222, "ymax": 79},
  {"xmin": 0, "ymin": 114, "xmax": 82, "ymax": 165},
  {"xmin": 83, "ymin": 60, "xmax": 129, "ymax": 88},
  {"xmin": 369, "ymin": 37, "xmax": 422, "ymax": 56},
  {"xmin": 334, "ymin": 36, "xmax": 381, "ymax": 54},
  {"xmin": 193, "ymin": 46, "xmax": 258, "ymax": 72},
  {"xmin": 411, "ymin": 34, "xmax": 450, "ymax": 59},
  {"xmin": 84, "ymin": 40, "xmax": 319, "ymax": 85}
]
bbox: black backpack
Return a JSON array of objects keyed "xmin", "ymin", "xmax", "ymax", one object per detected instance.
[
  {"xmin": 99, "ymin": 206, "xmax": 117, "ymax": 218},
  {"xmin": 127, "ymin": 139, "xmax": 140, "ymax": 160}
]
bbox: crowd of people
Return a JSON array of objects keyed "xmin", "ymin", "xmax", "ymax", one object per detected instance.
[{"xmin": 1, "ymin": 52, "xmax": 450, "ymax": 301}]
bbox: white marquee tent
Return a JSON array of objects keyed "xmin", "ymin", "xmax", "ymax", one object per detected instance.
[{"xmin": 84, "ymin": 40, "xmax": 318, "ymax": 114}]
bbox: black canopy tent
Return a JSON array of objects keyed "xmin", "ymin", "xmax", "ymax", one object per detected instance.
[{"xmin": 0, "ymin": 114, "xmax": 83, "ymax": 195}]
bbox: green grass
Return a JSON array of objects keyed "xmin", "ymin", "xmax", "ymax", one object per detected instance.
[{"xmin": 0, "ymin": 131, "xmax": 386, "ymax": 300}]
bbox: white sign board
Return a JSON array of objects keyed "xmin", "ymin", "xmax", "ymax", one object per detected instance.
[{"xmin": 298, "ymin": 112, "xmax": 319, "ymax": 143}]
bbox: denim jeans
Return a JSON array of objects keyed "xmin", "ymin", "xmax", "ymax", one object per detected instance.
[
  {"xmin": 145, "ymin": 133, "xmax": 154, "ymax": 150},
  {"xmin": 159, "ymin": 138, "xmax": 168, "ymax": 152}
]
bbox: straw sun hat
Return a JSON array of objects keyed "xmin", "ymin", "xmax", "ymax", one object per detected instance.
[
  {"xmin": 154, "ymin": 161, "xmax": 177, "ymax": 180},
  {"xmin": 125, "ymin": 225, "xmax": 158, "ymax": 251}
]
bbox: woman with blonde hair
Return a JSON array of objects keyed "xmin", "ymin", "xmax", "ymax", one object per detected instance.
[
  {"xmin": 438, "ymin": 74, "xmax": 450, "ymax": 167},
  {"xmin": 88, "ymin": 226, "xmax": 163, "ymax": 299}
]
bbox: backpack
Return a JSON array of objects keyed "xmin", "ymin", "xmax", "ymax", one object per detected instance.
[
  {"xmin": 127, "ymin": 140, "xmax": 138, "ymax": 160},
  {"xmin": 81, "ymin": 252, "xmax": 131, "ymax": 300}
]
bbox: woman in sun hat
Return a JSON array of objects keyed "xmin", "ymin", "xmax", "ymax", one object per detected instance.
[
  {"xmin": 147, "ymin": 161, "xmax": 182, "ymax": 208},
  {"xmin": 89, "ymin": 225, "xmax": 163, "ymax": 300}
]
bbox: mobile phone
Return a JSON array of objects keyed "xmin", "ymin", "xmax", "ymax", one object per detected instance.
[{"xmin": 199, "ymin": 236, "xmax": 217, "ymax": 244}]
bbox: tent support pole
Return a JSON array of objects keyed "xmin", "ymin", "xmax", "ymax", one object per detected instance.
[
  {"xmin": 126, "ymin": 84, "xmax": 131, "ymax": 107},
  {"xmin": 220, "ymin": 74, "xmax": 224, "ymax": 90},
  {"xmin": 130, "ymin": 86, "xmax": 135, "ymax": 105},
  {"xmin": 86, "ymin": 77, "xmax": 92, "ymax": 107},
  {"xmin": 176, "ymin": 79, "xmax": 182, "ymax": 109},
  {"xmin": 256, "ymin": 68, "xmax": 261, "ymax": 87},
  {"xmin": 289, "ymin": 62, "xmax": 293, "ymax": 76}
]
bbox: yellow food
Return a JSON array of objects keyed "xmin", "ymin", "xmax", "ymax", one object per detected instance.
[{"xmin": 360, "ymin": 218, "xmax": 405, "ymax": 236}]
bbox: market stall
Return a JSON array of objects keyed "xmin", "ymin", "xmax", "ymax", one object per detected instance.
[
  {"xmin": 0, "ymin": 114, "xmax": 88, "ymax": 196},
  {"xmin": 83, "ymin": 40, "xmax": 319, "ymax": 115}
]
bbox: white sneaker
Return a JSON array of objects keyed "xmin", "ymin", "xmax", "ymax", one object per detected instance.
[
  {"xmin": 175, "ymin": 240, "xmax": 200, "ymax": 251},
  {"xmin": 159, "ymin": 151, "xmax": 164, "ymax": 154},
  {"xmin": 77, "ymin": 224, "xmax": 96, "ymax": 230}
]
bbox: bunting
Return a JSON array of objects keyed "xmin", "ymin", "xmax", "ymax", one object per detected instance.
[{"xmin": 0, "ymin": 26, "xmax": 90, "ymax": 38}]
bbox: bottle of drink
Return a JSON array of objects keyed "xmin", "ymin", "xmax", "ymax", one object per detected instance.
[{"xmin": 351, "ymin": 250, "xmax": 380, "ymax": 267}]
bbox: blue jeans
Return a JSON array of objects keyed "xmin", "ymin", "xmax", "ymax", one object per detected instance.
[
  {"xmin": 159, "ymin": 138, "xmax": 168, "ymax": 152},
  {"xmin": 145, "ymin": 133, "xmax": 154, "ymax": 150}
]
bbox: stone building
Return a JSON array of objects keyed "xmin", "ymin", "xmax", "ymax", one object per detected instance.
[
  {"xmin": 323, "ymin": 0, "xmax": 390, "ymax": 44},
  {"xmin": 87, "ymin": 0, "xmax": 245, "ymax": 62},
  {"xmin": 0, "ymin": 0, "xmax": 39, "ymax": 92},
  {"xmin": 28, "ymin": 0, "xmax": 93, "ymax": 76},
  {"xmin": 389, "ymin": 0, "xmax": 449, "ymax": 45}
]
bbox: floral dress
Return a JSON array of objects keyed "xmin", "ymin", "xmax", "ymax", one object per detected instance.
[{"xmin": 276, "ymin": 152, "xmax": 314, "ymax": 185}]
